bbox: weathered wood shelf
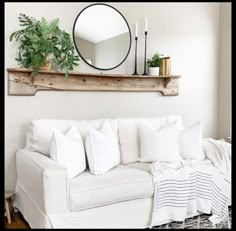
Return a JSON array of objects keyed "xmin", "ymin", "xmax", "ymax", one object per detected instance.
[{"xmin": 7, "ymin": 68, "xmax": 181, "ymax": 96}]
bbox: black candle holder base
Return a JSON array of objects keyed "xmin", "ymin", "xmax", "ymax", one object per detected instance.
[
  {"xmin": 143, "ymin": 31, "xmax": 148, "ymax": 75},
  {"xmin": 133, "ymin": 36, "xmax": 138, "ymax": 75}
]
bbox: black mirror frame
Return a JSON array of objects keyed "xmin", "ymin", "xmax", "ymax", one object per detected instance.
[{"xmin": 72, "ymin": 3, "xmax": 132, "ymax": 71}]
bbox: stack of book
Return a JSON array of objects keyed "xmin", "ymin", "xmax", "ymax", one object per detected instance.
[{"xmin": 160, "ymin": 57, "xmax": 171, "ymax": 76}]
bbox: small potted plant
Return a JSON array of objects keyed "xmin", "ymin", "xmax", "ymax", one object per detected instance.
[
  {"xmin": 147, "ymin": 52, "xmax": 163, "ymax": 76},
  {"xmin": 10, "ymin": 14, "xmax": 79, "ymax": 78}
]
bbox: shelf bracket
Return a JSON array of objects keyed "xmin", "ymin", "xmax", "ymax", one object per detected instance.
[{"xmin": 164, "ymin": 77, "xmax": 172, "ymax": 88}]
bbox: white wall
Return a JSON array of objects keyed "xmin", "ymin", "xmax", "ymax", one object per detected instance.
[
  {"xmin": 95, "ymin": 32, "xmax": 130, "ymax": 69},
  {"xmin": 218, "ymin": 3, "xmax": 231, "ymax": 139},
  {"xmin": 5, "ymin": 2, "xmax": 220, "ymax": 190}
]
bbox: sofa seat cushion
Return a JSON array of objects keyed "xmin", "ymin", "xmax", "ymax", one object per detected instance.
[
  {"xmin": 126, "ymin": 162, "xmax": 152, "ymax": 173},
  {"xmin": 69, "ymin": 165, "xmax": 154, "ymax": 211}
]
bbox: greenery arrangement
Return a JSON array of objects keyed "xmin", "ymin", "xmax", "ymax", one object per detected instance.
[
  {"xmin": 10, "ymin": 14, "xmax": 79, "ymax": 78},
  {"xmin": 147, "ymin": 52, "xmax": 163, "ymax": 67}
]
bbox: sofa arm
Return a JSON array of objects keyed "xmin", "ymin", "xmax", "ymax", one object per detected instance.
[{"xmin": 16, "ymin": 149, "xmax": 69, "ymax": 215}]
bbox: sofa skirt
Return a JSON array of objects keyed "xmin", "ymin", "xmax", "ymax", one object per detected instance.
[
  {"xmin": 15, "ymin": 182, "xmax": 231, "ymax": 228},
  {"xmin": 15, "ymin": 183, "xmax": 154, "ymax": 228}
]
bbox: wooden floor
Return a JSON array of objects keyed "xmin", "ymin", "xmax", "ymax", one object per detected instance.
[{"xmin": 4, "ymin": 212, "xmax": 30, "ymax": 229}]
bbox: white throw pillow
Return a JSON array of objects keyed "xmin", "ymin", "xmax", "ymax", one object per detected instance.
[
  {"xmin": 139, "ymin": 121, "xmax": 182, "ymax": 163},
  {"xmin": 85, "ymin": 122, "xmax": 121, "ymax": 175},
  {"xmin": 179, "ymin": 121, "xmax": 205, "ymax": 160},
  {"xmin": 50, "ymin": 126, "xmax": 86, "ymax": 178}
]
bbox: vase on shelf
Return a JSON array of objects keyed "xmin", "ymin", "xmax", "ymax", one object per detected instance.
[{"xmin": 148, "ymin": 67, "xmax": 159, "ymax": 76}]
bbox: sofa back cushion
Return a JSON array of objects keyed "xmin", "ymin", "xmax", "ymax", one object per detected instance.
[
  {"xmin": 118, "ymin": 116, "xmax": 183, "ymax": 164},
  {"xmin": 29, "ymin": 119, "xmax": 118, "ymax": 157},
  {"xmin": 29, "ymin": 116, "xmax": 183, "ymax": 164}
]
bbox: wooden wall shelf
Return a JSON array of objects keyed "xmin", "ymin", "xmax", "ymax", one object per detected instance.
[{"xmin": 7, "ymin": 68, "xmax": 181, "ymax": 96}]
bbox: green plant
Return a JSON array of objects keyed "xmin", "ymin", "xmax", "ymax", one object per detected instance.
[
  {"xmin": 147, "ymin": 52, "xmax": 163, "ymax": 67},
  {"xmin": 10, "ymin": 14, "xmax": 79, "ymax": 78}
]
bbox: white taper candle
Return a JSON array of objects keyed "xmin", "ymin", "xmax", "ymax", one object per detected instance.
[
  {"xmin": 135, "ymin": 23, "xmax": 138, "ymax": 37},
  {"xmin": 145, "ymin": 17, "xmax": 148, "ymax": 32}
]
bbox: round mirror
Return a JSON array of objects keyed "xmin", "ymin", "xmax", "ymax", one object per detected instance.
[{"xmin": 73, "ymin": 3, "xmax": 131, "ymax": 70}]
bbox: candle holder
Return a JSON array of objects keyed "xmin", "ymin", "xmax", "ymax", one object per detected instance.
[
  {"xmin": 143, "ymin": 31, "xmax": 148, "ymax": 75},
  {"xmin": 133, "ymin": 36, "xmax": 138, "ymax": 75}
]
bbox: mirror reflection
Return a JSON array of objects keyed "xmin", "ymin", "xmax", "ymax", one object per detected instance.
[{"xmin": 73, "ymin": 4, "xmax": 131, "ymax": 70}]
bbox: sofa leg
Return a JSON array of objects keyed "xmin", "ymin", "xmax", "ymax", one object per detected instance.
[
  {"xmin": 5, "ymin": 199, "xmax": 11, "ymax": 224},
  {"xmin": 182, "ymin": 220, "xmax": 185, "ymax": 228}
]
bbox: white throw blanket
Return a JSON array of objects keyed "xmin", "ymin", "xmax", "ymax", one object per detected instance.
[
  {"xmin": 202, "ymin": 138, "xmax": 231, "ymax": 181},
  {"xmin": 150, "ymin": 139, "xmax": 231, "ymax": 227}
]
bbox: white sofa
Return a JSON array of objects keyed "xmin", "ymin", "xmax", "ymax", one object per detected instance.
[{"xmin": 14, "ymin": 116, "xmax": 228, "ymax": 228}]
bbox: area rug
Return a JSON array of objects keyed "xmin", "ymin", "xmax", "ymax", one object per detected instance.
[{"xmin": 152, "ymin": 207, "xmax": 231, "ymax": 229}]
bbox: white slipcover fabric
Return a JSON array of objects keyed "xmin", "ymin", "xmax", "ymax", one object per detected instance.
[
  {"xmin": 69, "ymin": 165, "xmax": 153, "ymax": 211},
  {"xmin": 118, "ymin": 116, "xmax": 183, "ymax": 164},
  {"xmin": 117, "ymin": 118, "xmax": 140, "ymax": 164},
  {"xmin": 139, "ymin": 122, "xmax": 182, "ymax": 163},
  {"xmin": 14, "ymin": 184, "xmax": 53, "ymax": 228},
  {"xmin": 15, "ymin": 117, "xmax": 231, "ymax": 228},
  {"xmin": 50, "ymin": 126, "xmax": 86, "ymax": 178},
  {"xmin": 126, "ymin": 162, "xmax": 152, "ymax": 173},
  {"xmin": 29, "ymin": 119, "xmax": 118, "ymax": 156},
  {"xmin": 85, "ymin": 122, "xmax": 120, "ymax": 175},
  {"xmin": 179, "ymin": 121, "xmax": 205, "ymax": 160},
  {"xmin": 16, "ymin": 149, "xmax": 69, "ymax": 215},
  {"xmin": 15, "ymin": 181, "xmax": 154, "ymax": 228},
  {"xmin": 50, "ymin": 198, "xmax": 154, "ymax": 228}
]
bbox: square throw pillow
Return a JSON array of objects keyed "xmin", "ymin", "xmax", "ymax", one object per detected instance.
[
  {"xmin": 85, "ymin": 122, "xmax": 121, "ymax": 175},
  {"xmin": 139, "ymin": 121, "xmax": 182, "ymax": 163},
  {"xmin": 179, "ymin": 121, "xmax": 205, "ymax": 160},
  {"xmin": 50, "ymin": 125, "xmax": 86, "ymax": 178}
]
